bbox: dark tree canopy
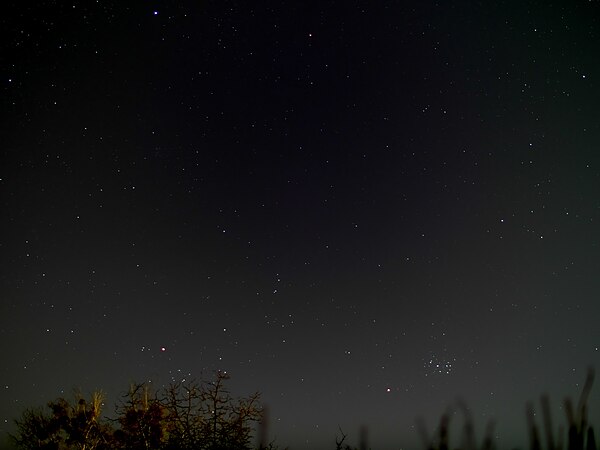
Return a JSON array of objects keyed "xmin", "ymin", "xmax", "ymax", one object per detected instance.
[{"xmin": 11, "ymin": 372, "xmax": 264, "ymax": 450}]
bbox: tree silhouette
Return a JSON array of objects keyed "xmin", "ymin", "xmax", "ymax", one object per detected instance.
[
  {"xmin": 12, "ymin": 391, "xmax": 112, "ymax": 449},
  {"xmin": 12, "ymin": 372, "xmax": 263, "ymax": 450},
  {"xmin": 161, "ymin": 371, "xmax": 262, "ymax": 450},
  {"xmin": 112, "ymin": 383, "xmax": 165, "ymax": 449}
]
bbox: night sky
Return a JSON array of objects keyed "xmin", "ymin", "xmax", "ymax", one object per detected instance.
[{"xmin": 2, "ymin": 1, "xmax": 600, "ymax": 449}]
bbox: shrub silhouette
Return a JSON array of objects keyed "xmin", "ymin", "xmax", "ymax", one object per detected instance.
[
  {"xmin": 112, "ymin": 383, "xmax": 165, "ymax": 449},
  {"xmin": 160, "ymin": 371, "xmax": 262, "ymax": 450},
  {"xmin": 12, "ymin": 391, "xmax": 112, "ymax": 449},
  {"xmin": 11, "ymin": 371, "xmax": 263, "ymax": 450},
  {"xmin": 416, "ymin": 367, "xmax": 596, "ymax": 450},
  {"xmin": 10, "ymin": 368, "xmax": 598, "ymax": 450},
  {"xmin": 526, "ymin": 367, "xmax": 596, "ymax": 450}
]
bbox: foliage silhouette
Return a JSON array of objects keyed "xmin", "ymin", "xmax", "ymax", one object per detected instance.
[
  {"xmin": 113, "ymin": 383, "xmax": 165, "ymax": 449},
  {"xmin": 12, "ymin": 391, "xmax": 112, "ymax": 450},
  {"xmin": 11, "ymin": 372, "xmax": 264, "ymax": 450},
  {"xmin": 416, "ymin": 367, "xmax": 597, "ymax": 450},
  {"xmin": 526, "ymin": 367, "xmax": 596, "ymax": 450},
  {"xmin": 9, "ymin": 368, "xmax": 598, "ymax": 450}
]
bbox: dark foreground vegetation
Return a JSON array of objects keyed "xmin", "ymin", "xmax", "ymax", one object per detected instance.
[
  {"xmin": 9, "ymin": 368, "xmax": 598, "ymax": 450},
  {"xmin": 409, "ymin": 367, "xmax": 597, "ymax": 450},
  {"xmin": 10, "ymin": 371, "xmax": 270, "ymax": 450}
]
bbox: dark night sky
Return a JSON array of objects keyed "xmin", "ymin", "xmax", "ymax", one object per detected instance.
[{"xmin": 2, "ymin": 1, "xmax": 600, "ymax": 449}]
